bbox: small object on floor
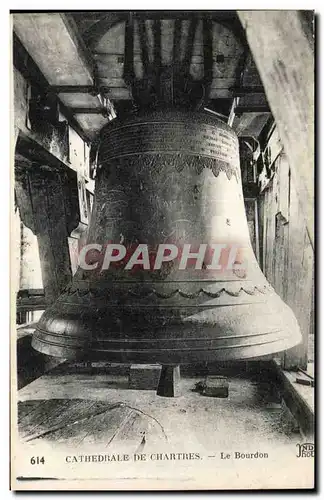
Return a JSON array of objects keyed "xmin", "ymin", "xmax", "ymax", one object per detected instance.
[
  {"xmin": 296, "ymin": 377, "xmax": 314, "ymax": 387},
  {"xmin": 129, "ymin": 364, "xmax": 161, "ymax": 390},
  {"xmin": 296, "ymin": 369, "xmax": 315, "ymax": 387},
  {"xmin": 201, "ymin": 376, "xmax": 229, "ymax": 398},
  {"xmin": 156, "ymin": 365, "xmax": 181, "ymax": 397},
  {"xmin": 262, "ymin": 402, "xmax": 283, "ymax": 410},
  {"xmin": 192, "ymin": 380, "xmax": 205, "ymax": 393}
]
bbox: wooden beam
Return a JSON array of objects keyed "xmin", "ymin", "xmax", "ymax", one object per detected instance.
[
  {"xmin": 60, "ymin": 13, "xmax": 95, "ymax": 78},
  {"xmin": 138, "ymin": 18, "xmax": 150, "ymax": 75},
  {"xmin": 228, "ymin": 44, "xmax": 250, "ymax": 127},
  {"xmin": 242, "ymin": 182, "xmax": 260, "ymax": 199},
  {"xmin": 123, "ymin": 14, "xmax": 135, "ymax": 87},
  {"xmin": 13, "ymin": 14, "xmax": 113, "ymax": 140},
  {"xmin": 16, "ymin": 298, "xmax": 47, "ymax": 312},
  {"xmin": 13, "ymin": 13, "xmax": 93, "ymax": 86},
  {"xmin": 173, "ymin": 18, "xmax": 182, "ymax": 67},
  {"xmin": 284, "ymin": 178, "xmax": 314, "ymax": 369},
  {"xmin": 48, "ymin": 85, "xmax": 99, "ymax": 94},
  {"xmin": 203, "ymin": 18, "xmax": 213, "ymax": 90},
  {"xmin": 271, "ymin": 360, "xmax": 314, "ymax": 437},
  {"xmin": 13, "ymin": 33, "xmax": 91, "ymax": 144},
  {"xmin": 228, "ymin": 97, "xmax": 239, "ymax": 127},
  {"xmin": 238, "ymin": 10, "xmax": 314, "ymax": 247},
  {"xmin": 234, "ymin": 105, "xmax": 271, "ymax": 114},
  {"xmin": 70, "ymin": 107, "xmax": 108, "ymax": 115},
  {"xmin": 15, "ymin": 132, "xmax": 69, "ymax": 172},
  {"xmin": 15, "ymin": 168, "xmax": 74, "ymax": 303},
  {"xmin": 153, "ymin": 19, "xmax": 162, "ymax": 99},
  {"xmin": 60, "ymin": 14, "xmax": 117, "ymax": 119},
  {"xmin": 230, "ymin": 86, "xmax": 265, "ymax": 96},
  {"xmin": 183, "ymin": 17, "xmax": 198, "ymax": 76}
]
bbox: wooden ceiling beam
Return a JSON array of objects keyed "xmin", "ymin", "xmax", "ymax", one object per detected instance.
[
  {"xmin": 13, "ymin": 13, "xmax": 116, "ymax": 135},
  {"xmin": 13, "ymin": 33, "xmax": 92, "ymax": 144},
  {"xmin": 47, "ymin": 85, "xmax": 100, "ymax": 94},
  {"xmin": 70, "ymin": 108, "xmax": 109, "ymax": 114},
  {"xmin": 60, "ymin": 13, "xmax": 96, "ymax": 80},
  {"xmin": 234, "ymin": 104, "xmax": 271, "ymax": 114},
  {"xmin": 13, "ymin": 13, "xmax": 93, "ymax": 86},
  {"xmin": 230, "ymin": 86, "xmax": 265, "ymax": 96}
]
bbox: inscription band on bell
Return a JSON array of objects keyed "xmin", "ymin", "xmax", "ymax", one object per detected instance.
[{"xmin": 99, "ymin": 121, "xmax": 240, "ymax": 169}]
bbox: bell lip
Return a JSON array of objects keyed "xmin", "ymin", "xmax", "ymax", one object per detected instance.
[{"xmin": 31, "ymin": 331, "xmax": 302, "ymax": 364}]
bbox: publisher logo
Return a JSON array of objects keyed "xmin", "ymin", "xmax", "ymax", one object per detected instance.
[{"xmin": 296, "ymin": 443, "xmax": 315, "ymax": 458}]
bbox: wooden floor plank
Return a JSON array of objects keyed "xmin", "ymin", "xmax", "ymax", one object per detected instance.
[
  {"xmin": 37, "ymin": 401, "xmax": 124, "ymax": 447},
  {"xmin": 111, "ymin": 409, "xmax": 162, "ymax": 452},
  {"xmin": 20, "ymin": 400, "xmax": 118, "ymax": 443},
  {"xmin": 17, "ymin": 400, "xmax": 42, "ymax": 423},
  {"xmin": 19, "ymin": 400, "xmax": 72, "ymax": 440},
  {"xmin": 79, "ymin": 407, "xmax": 133, "ymax": 447},
  {"xmin": 18, "ymin": 400, "xmax": 63, "ymax": 435}
]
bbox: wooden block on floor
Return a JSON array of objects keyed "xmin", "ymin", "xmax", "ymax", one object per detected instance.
[
  {"xmin": 156, "ymin": 365, "xmax": 182, "ymax": 397},
  {"xmin": 129, "ymin": 364, "xmax": 161, "ymax": 390},
  {"xmin": 202, "ymin": 376, "xmax": 229, "ymax": 398}
]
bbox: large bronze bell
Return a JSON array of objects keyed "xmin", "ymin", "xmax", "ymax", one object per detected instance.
[{"xmin": 32, "ymin": 110, "xmax": 302, "ymax": 363}]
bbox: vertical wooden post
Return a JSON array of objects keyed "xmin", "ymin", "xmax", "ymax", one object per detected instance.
[
  {"xmin": 29, "ymin": 169, "xmax": 73, "ymax": 302},
  {"xmin": 237, "ymin": 11, "xmax": 314, "ymax": 247},
  {"xmin": 15, "ymin": 166, "xmax": 73, "ymax": 303},
  {"xmin": 238, "ymin": 11, "xmax": 315, "ymax": 369},
  {"xmin": 284, "ymin": 177, "xmax": 314, "ymax": 369}
]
